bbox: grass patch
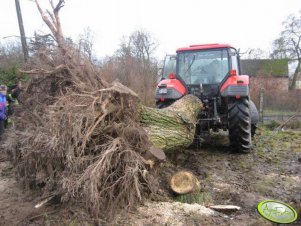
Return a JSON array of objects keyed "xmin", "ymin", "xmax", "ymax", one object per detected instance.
[
  {"xmin": 262, "ymin": 120, "xmax": 281, "ymax": 130},
  {"xmin": 254, "ymin": 128, "xmax": 301, "ymax": 152}
]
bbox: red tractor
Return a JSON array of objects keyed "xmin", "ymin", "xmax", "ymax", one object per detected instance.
[{"xmin": 156, "ymin": 44, "xmax": 258, "ymax": 153}]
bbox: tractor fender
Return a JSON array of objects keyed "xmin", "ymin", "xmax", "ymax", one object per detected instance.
[
  {"xmin": 220, "ymin": 75, "xmax": 249, "ymax": 97},
  {"xmin": 155, "ymin": 78, "xmax": 186, "ymax": 101}
]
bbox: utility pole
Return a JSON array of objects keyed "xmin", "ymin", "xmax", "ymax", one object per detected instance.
[{"xmin": 15, "ymin": 0, "xmax": 29, "ymax": 62}]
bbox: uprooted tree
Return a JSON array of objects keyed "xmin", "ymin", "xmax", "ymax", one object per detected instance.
[{"xmin": 4, "ymin": 0, "xmax": 204, "ymax": 221}]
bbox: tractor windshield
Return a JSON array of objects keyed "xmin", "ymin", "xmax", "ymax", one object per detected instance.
[{"xmin": 177, "ymin": 49, "xmax": 229, "ymax": 84}]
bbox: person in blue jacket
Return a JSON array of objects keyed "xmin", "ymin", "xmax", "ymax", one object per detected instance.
[
  {"xmin": 6, "ymin": 84, "xmax": 20, "ymax": 118},
  {"xmin": 0, "ymin": 85, "xmax": 7, "ymax": 138}
]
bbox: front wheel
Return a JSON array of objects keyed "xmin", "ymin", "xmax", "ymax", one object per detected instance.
[{"xmin": 228, "ymin": 97, "xmax": 252, "ymax": 153}]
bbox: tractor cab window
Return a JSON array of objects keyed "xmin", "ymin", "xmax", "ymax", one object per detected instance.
[
  {"xmin": 162, "ymin": 55, "xmax": 176, "ymax": 79},
  {"xmin": 177, "ymin": 49, "xmax": 229, "ymax": 84}
]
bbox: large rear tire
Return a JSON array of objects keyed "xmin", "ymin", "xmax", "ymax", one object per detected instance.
[{"xmin": 228, "ymin": 97, "xmax": 252, "ymax": 153}]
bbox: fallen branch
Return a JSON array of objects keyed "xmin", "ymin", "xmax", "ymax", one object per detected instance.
[
  {"xmin": 19, "ymin": 64, "xmax": 67, "ymax": 75},
  {"xmin": 275, "ymin": 111, "xmax": 299, "ymax": 131},
  {"xmin": 34, "ymin": 195, "xmax": 56, "ymax": 209}
]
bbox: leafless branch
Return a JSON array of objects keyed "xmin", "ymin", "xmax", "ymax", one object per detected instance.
[
  {"xmin": 19, "ymin": 64, "xmax": 67, "ymax": 75},
  {"xmin": 53, "ymin": 0, "xmax": 65, "ymax": 13}
]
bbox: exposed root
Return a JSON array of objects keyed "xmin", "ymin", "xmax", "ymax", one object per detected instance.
[
  {"xmin": 1, "ymin": 1, "xmax": 158, "ymax": 221},
  {"xmin": 4, "ymin": 42, "xmax": 153, "ymax": 222}
]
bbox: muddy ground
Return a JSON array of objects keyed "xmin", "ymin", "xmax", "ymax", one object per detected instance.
[{"xmin": 0, "ymin": 127, "xmax": 300, "ymax": 225}]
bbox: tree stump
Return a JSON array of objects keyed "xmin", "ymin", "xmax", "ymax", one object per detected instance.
[{"xmin": 169, "ymin": 171, "xmax": 201, "ymax": 194}]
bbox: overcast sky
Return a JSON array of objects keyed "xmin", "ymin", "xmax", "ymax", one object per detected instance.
[{"xmin": 0, "ymin": 0, "xmax": 300, "ymax": 59}]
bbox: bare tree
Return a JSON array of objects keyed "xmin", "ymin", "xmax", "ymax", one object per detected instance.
[
  {"xmin": 129, "ymin": 30, "xmax": 157, "ymax": 62},
  {"xmin": 271, "ymin": 37, "xmax": 290, "ymax": 59},
  {"xmin": 116, "ymin": 30, "xmax": 157, "ymax": 63},
  {"xmin": 24, "ymin": 0, "xmax": 107, "ymax": 89},
  {"xmin": 271, "ymin": 11, "xmax": 301, "ymax": 89},
  {"xmin": 0, "ymin": 40, "xmax": 23, "ymax": 68},
  {"xmin": 79, "ymin": 27, "xmax": 95, "ymax": 62},
  {"xmin": 34, "ymin": 0, "xmax": 66, "ymax": 51},
  {"xmin": 115, "ymin": 36, "xmax": 133, "ymax": 58},
  {"xmin": 28, "ymin": 32, "xmax": 55, "ymax": 53},
  {"xmin": 103, "ymin": 30, "xmax": 159, "ymax": 105},
  {"xmin": 247, "ymin": 48, "xmax": 266, "ymax": 59}
]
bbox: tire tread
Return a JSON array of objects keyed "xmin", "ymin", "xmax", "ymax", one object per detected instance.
[{"xmin": 228, "ymin": 98, "xmax": 252, "ymax": 153}]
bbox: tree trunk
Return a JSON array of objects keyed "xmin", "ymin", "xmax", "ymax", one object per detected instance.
[
  {"xmin": 290, "ymin": 59, "xmax": 301, "ymax": 90},
  {"xmin": 140, "ymin": 95, "xmax": 203, "ymax": 151}
]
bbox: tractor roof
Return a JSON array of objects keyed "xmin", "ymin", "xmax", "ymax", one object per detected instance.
[{"xmin": 176, "ymin": 43, "xmax": 233, "ymax": 52}]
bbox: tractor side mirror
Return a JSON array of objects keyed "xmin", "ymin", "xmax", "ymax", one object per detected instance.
[
  {"xmin": 168, "ymin": 73, "xmax": 176, "ymax": 79},
  {"xmin": 230, "ymin": 69, "xmax": 237, "ymax": 76}
]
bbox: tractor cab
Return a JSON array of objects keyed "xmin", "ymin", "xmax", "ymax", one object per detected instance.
[
  {"xmin": 156, "ymin": 44, "xmax": 241, "ymax": 105},
  {"xmin": 177, "ymin": 45, "xmax": 240, "ymax": 99}
]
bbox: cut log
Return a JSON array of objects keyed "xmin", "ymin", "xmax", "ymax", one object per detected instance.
[
  {"xmin": 170, "ymin": 171, "xmax": 201, "ymax": 194},
  {"xmin": 140, "ymin": 95, "xmax": 203, "ymax": 151}
]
